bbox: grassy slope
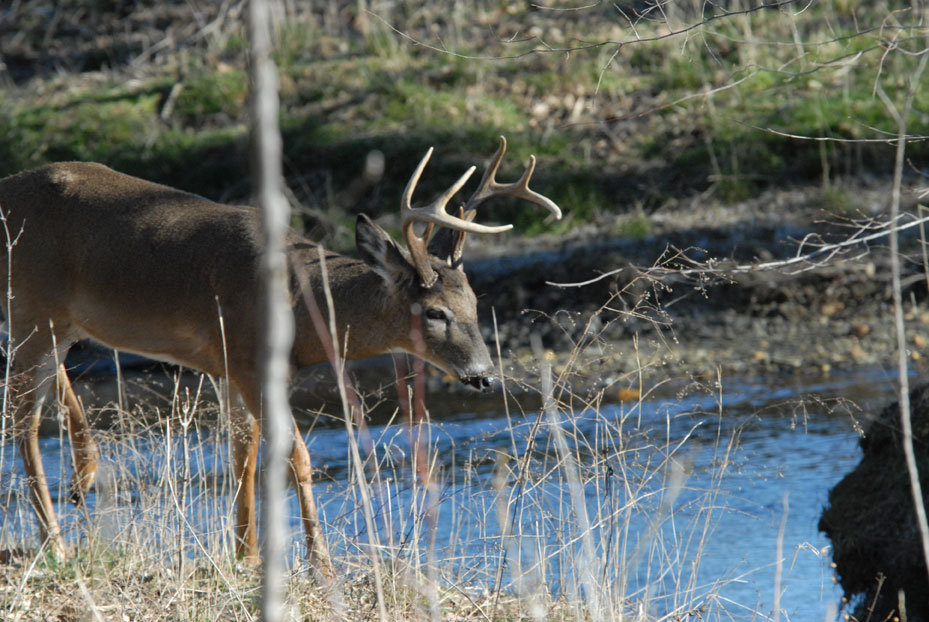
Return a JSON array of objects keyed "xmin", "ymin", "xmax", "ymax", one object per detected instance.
[{"xmin": 2, "ymin": 2, "xmax": 927, "ymax": 250}]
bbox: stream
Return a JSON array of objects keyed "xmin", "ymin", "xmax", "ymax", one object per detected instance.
[{"xmin": 0, "ymin": 364, "xmax": 907, "ymax": 619}]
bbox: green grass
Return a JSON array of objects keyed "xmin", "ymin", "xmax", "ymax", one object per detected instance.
[
  {"xmin": 172, "ymin": 70, "xmax": 249, "ymax": 127},
  {"xmin": 1, "ymin": 1, "xmax": 927, "ymax": 243},
  {"xmin": 617, "ymin": 208, "xmax": 652, "ymax": 239}
]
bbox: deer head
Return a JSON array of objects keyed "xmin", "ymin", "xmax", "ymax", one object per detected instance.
[{"xmin": 354, "ymin": 136, "xmax": 562, "ymax": 390}]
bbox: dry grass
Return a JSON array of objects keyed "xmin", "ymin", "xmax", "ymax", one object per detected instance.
[{"xmin": 0, "ymin": 312, "xmax": 774, "ymax": 622}]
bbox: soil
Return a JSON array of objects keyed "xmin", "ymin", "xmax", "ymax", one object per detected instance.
[{"xmin": 463, "ymin": 180, "xmax": 929, "ymax": 393}]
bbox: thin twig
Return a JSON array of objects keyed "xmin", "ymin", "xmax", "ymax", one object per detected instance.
[
  {"xmin": 548, "ymin": 212, "xmax": 929, "ymax": 288},
  {"xmin": 876, "ymin": 42, "xmax": 929, "ymax": 594},
  {"xmin": 367, "ymin": 0, "xmax": 802, "ymax": 61}
]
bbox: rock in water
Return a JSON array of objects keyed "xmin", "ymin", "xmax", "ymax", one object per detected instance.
[{"xmin": 819, "ymin": 382, "xmax": 929, "ymax": 621}]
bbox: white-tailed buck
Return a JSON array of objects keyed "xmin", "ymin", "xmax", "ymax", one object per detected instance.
[{"xmin": 0, "ymin": 136, "xmax": 561, "ymax": 569}]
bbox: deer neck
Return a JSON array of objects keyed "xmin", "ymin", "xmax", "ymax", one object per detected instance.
[{"xmin": 292, "ymin": 257, "xmax": 410, "ymax": 367}]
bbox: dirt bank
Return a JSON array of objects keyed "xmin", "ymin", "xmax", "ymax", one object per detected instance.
[{"xmin": 460, "ymin": 180, "xmax": 929, "ymax": 396}]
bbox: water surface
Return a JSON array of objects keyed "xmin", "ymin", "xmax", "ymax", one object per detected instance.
[{"xmin": 0, "ymin": 365, "xmax": 905, "ymax": 619}]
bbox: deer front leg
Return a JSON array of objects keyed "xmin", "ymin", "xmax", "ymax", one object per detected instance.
[
  {"xmin": 231, "ymin": 407, "xmax": 261, "ymax": 563},
  {"xmin": 57, "ymin": 364, "xmax": 99, "ymax": 505},
  {"xmin": 12, "ymin": 368, "xmax": 65, "ymax": 560},
  {"xmin": 289, "ymin": 420, "xmax": 332, "ymax": 576}
]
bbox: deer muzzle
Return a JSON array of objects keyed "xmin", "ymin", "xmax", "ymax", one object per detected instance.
[{"xmin": 460, "ymin": 373, "xmax": 496, "ymax": 392}]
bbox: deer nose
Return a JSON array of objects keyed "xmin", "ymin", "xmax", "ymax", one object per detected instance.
[{"xmin": 463, "ymin": 374, "xmax": 496, "ymax": 391}]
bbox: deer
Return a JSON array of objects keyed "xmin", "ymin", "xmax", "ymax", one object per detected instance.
[{"xmin": 0, "ymin": 136, "xmax": 561, "ymax": 570}]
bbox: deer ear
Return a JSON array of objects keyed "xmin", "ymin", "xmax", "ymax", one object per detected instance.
[{"xmin": 356, "ymin": 214, "xmax": 417, "ymax": 287}]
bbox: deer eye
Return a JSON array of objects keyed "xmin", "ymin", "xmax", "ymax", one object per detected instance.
[{"xmin": 425, "ymin": 308, "xmax": 449, "ymax": 322}]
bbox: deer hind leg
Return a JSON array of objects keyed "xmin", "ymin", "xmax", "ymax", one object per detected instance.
[
  {"xmin": 289, "ymin": 420, "xmax": 332, "ymax": 575},
  {"xmin": 56, "ymin": 364, "xmax": 99, "ymax": 505},
  {"xmin": 229, "ymin": 397, "xmax": 261, "ymax": 563},
  {"xmin": 10, "ymin": 345, "xmax": 70, "ymax": 559}
]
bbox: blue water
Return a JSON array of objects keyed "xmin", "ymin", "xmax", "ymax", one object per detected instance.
[{"xmin": 0, "ymin": 365, "xmax": 904, "ymax": 620}]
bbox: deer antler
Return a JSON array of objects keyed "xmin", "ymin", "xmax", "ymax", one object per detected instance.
[
  {"xmin": 462, "ymin": 136, "xmax": 562, "ymax": 220},
  {"xmin": 446, "ymin": 136, "xmax": 562, "ymax": 266},
  {"xmin": 402, "ymin": 136, "xmax": 562, "ymax": 288},
  {"xmin": 402, "ymin": 148, "xmax": 511, "ymax": 288}
]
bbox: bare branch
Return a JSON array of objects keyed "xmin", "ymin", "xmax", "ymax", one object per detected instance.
[
  {"xmin": 876, "ymin": 44, "xmax": 929, "ymax": 595},
  {"xmin": 548, "ymin": 212, "xmax": 929, "ymax": 288},
  {"xmin": 366, "ymin": 0, "xmax": 805, "ymax": 62},
  {"xmin": 746, "ymin": 124, "xmax": 929, "ymax": 144}
]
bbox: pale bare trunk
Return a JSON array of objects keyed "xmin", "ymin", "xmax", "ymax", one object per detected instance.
[{"xmin": 248, "ymin": 1, "xmax": 293, "ymax": 620}]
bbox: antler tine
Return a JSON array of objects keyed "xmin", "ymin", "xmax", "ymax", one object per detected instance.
[
  {"xmin": 402, "ymin": 146, "xmax": 514, "ymax": 287},
  {"xmin": 403, "ymin": 162, "xmax": 512, "ymax": 235},
  {"xmin": 464, "ymin": 136, "xmax": 563, "ymax": 220},
  {"xmin": 401, "ymin": 147, "xmax": 434, "ymax": 211}
]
